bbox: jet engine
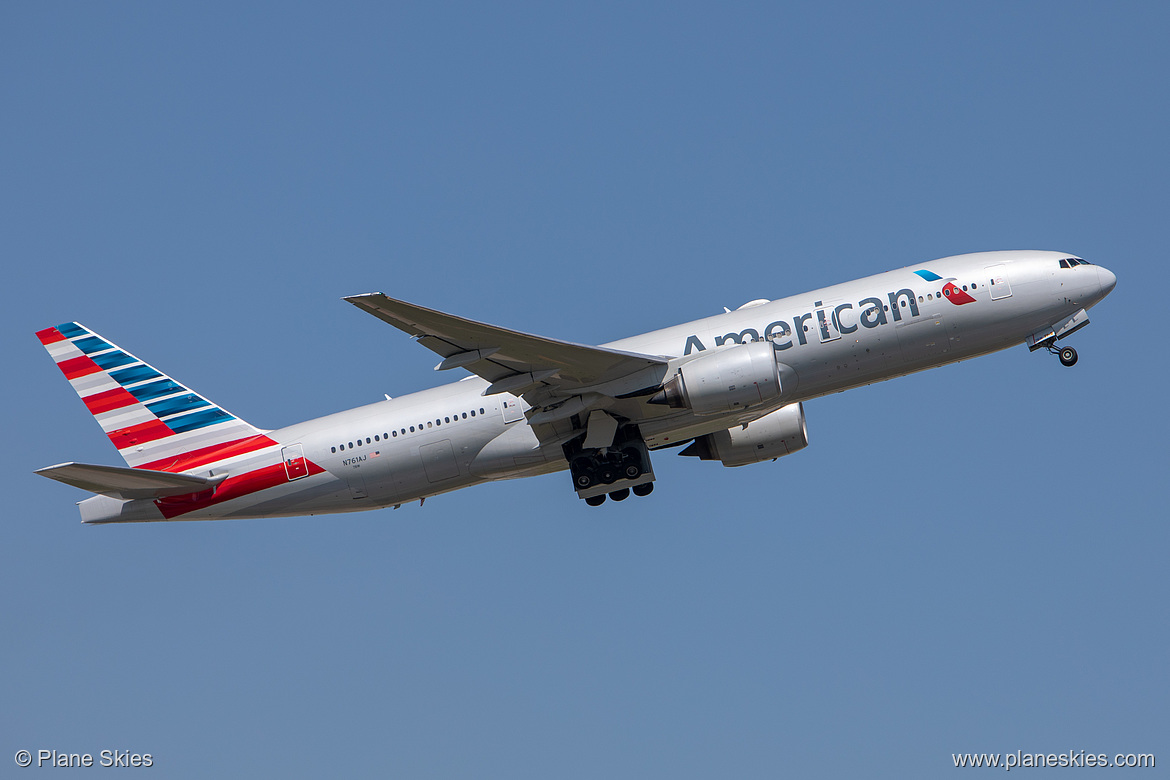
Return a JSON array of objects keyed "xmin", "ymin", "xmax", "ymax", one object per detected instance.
[
  {"xmin": 649, "ymin": 341, "xmax": 782, "ymax": 415},
  {"xmin": 679, "ymin": 403, "xmax": 808, "ymax": 467}
]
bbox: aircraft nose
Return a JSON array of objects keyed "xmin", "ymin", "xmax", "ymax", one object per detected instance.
[{"xmin": 1096, "ymin": 266, "xmax": 1117, "ymax": 297}]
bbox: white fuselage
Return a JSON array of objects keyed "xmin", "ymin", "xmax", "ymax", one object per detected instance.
[{"xmin": 80, "ymin": 250, "xmax": 1115, "ymax": 522}]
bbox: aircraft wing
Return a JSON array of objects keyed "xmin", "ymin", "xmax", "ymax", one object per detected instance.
[
  {"xmin": 35, "ymin": 462, "xmax": 227, "ymax": 500},
  {"xmin": 344, "ymin": 293, "xmax": 669, "ymax": 401}
]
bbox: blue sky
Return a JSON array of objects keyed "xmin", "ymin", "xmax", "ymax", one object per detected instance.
[{"xmin": 2, "ymin": 2, "xmax": 1166, "ymax": 777}]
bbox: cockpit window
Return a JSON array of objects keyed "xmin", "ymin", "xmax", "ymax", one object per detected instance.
[{"xmin": 1060, "ymin": 259, "xmax": 1070, "ymax": 269}]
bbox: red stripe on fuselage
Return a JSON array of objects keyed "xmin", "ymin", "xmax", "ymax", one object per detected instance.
[
  {"xmin": 83, "ymin": 387, "xmax": 140, "ymax": 415},
  {"xmin": 36, "ymin": 327, "xmax": 67, "ymax": 345},
  {"xmin": 155, "ymin": 459, "xmax": 326, "ymax": 519},
  {"xmin": 58, "ymin": 355, "xmax": 102, "ymax": 379},
  {"xmin": 139, "ymin": 434, "xmax": 279, "ymax": 473},
  {"xmin": 108, "ymin": 419, "xmax": 174, "ymax": 449}
]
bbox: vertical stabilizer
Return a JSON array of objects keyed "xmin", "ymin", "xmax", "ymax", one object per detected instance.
[{"xmin": 36, "ymin": 323, "xmax": 273, "ymax": 470}]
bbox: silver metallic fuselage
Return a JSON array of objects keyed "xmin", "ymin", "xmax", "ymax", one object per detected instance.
[{"xmin": 81, "ymin": 250, "xmax": 1116, "ymax": 522}]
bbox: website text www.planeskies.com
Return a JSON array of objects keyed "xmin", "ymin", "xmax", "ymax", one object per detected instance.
[{"xmin": 953, "ymin": 750, "xmax": 1154, "ymax": 770}]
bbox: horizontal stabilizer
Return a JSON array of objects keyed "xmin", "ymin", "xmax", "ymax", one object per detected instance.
[{"xmin": 35, "ymin": 462, "xmax": 226, "ymax": 500}]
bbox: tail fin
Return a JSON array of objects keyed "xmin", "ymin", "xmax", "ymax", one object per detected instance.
[{"xmin": 36, "ymin": 322, "xmax": 269, "ymax": 470}]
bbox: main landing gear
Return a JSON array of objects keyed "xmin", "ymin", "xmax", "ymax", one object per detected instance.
[
  {"xmin": 583, "ymin": 482, "xmax": 654, "ymax": 507},
  {"xmin": 565, "ymin": 423, "xmax": 656, "ymax": 507},
  {"xmin": 1043, "ymin": 342, "xmax": 1078, "ymax": 367},
  {"xmin": 571, "ymin": 446, "xmax": 645, "ymax": 490}
]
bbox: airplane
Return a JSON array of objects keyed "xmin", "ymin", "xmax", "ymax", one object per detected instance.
[{"xmin": 35, "ymin": 250, "xmax": 1116, "ymax": 522}]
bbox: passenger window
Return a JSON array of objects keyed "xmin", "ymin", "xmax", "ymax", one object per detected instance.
[
  {"xmin": 470, "ymin": 410, "xmax": 476, "ymax": 417},
  {"xmin": 962, "ymin": 285, "xmax": 967, "ymax": 291},
  {"xmin": 445, "ymin": 416, "xmax": 450, "ymax": 423},
  {"xmin": 348, "ymin": 442, "xmax": 354, "ymax": 449},
  {"xmin": 427, "ymin": 422, "xmax": 432, "ymax": 428},
  {"xmin": 944, "ymin": 289, "xmax": 951, "ymax": 296},
  {"xmin": 480, "ymin": 408, "xmax": 485, "ymax": 414},
  {"xmin": 331, "ymin": 446, "xmax": 336, "ymax": 453},
  {"xmin": 462, "ymin": 412, "xmax": 467, "ymax": 419},
  {"xmin": 409, "ymin": 426, "xmax": 415, "ymax": 433},
  {"xmin": 927, "ymin": 294, "xmax": 933, "ymax": 300},
  {"xmin": 392, "ymin": 430, "xmax": 397, "ymax": 437},
  {"xmin": 357, "ymin": 440, "xmax": 362, "ymax": 446}
]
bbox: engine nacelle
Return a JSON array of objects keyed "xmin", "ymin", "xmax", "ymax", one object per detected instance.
[
  {"xmin": 680, "ymin": 403, "xmax": 808, "ymax": 467},
  {"xmin": 650, "ymin": 341, "xmax": 782, "ymax": 415}
]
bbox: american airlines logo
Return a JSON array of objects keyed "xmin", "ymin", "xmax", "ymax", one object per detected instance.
[
  {"xmin": 682, "ymin": 286, "xmax": 925, "ymax": 355},
  {"xmin": 915, "ymin": 269, "xmax": 975, "ymax": 305},
  {"xmin": 681, "ymin": 272, "xmax": 980, "ymax": 355}
]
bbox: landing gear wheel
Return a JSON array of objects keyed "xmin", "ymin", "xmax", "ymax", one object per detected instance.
[
  {"xmin": 598, "ymin": 467, "xmax": 618, "ymax": 484},
  {"xmin": 585, "ymin": 494, "xmax": 606, "ymax": 507},
  {"xmin": 609, "ymin": 488, "xmax": 630, "ymax": 502},
  {"xmin": 624, "ymin": 463, "xmax": 642, "ymax": 479},
  {"xmin": 576, "ymin": 473, "xmax": 594, "ymax": 489},
  {"xmin": 1059, "ymin": 346, "xmax": 1078, "ymax": 367},
  {"xmin": 632, "ymin": 482, "xmax": 654, "ymax": 497}
]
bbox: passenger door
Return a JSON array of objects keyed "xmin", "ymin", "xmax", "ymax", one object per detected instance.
[
  {"xmin": 281, "ymin": 445, "xmax": 309, "ymax": 480},
  {"xmin": 987, "ymin": 264, "xmax": 1013, "ymax": 300}
]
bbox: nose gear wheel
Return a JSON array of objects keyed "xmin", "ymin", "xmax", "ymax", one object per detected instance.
[{"xmin": 1044, "ymin": 341, "xmax": 1078, "ymax": 367}]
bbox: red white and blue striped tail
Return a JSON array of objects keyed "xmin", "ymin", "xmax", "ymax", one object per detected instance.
[{"xmin": 36, "ymin": 322, "xmax": 270, "ymax": 470}]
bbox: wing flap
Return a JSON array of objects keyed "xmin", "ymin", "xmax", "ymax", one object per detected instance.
[
  {"xmin": 344, "ymin": 293, "xmax": 668, "ymax": 394},
  {"xmin": 35, "ymin": 462, "xmax": 225, "ymax": 500}
]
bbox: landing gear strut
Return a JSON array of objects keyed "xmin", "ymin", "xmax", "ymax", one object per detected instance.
[{"xmin": 1045, "ymin": 341, "xmax": 1078, "ymax": 367}]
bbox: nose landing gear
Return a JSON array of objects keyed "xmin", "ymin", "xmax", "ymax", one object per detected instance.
[{"xmin": 1044, "ymin": 341, "xmax": 1078, "ymax": 367}]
